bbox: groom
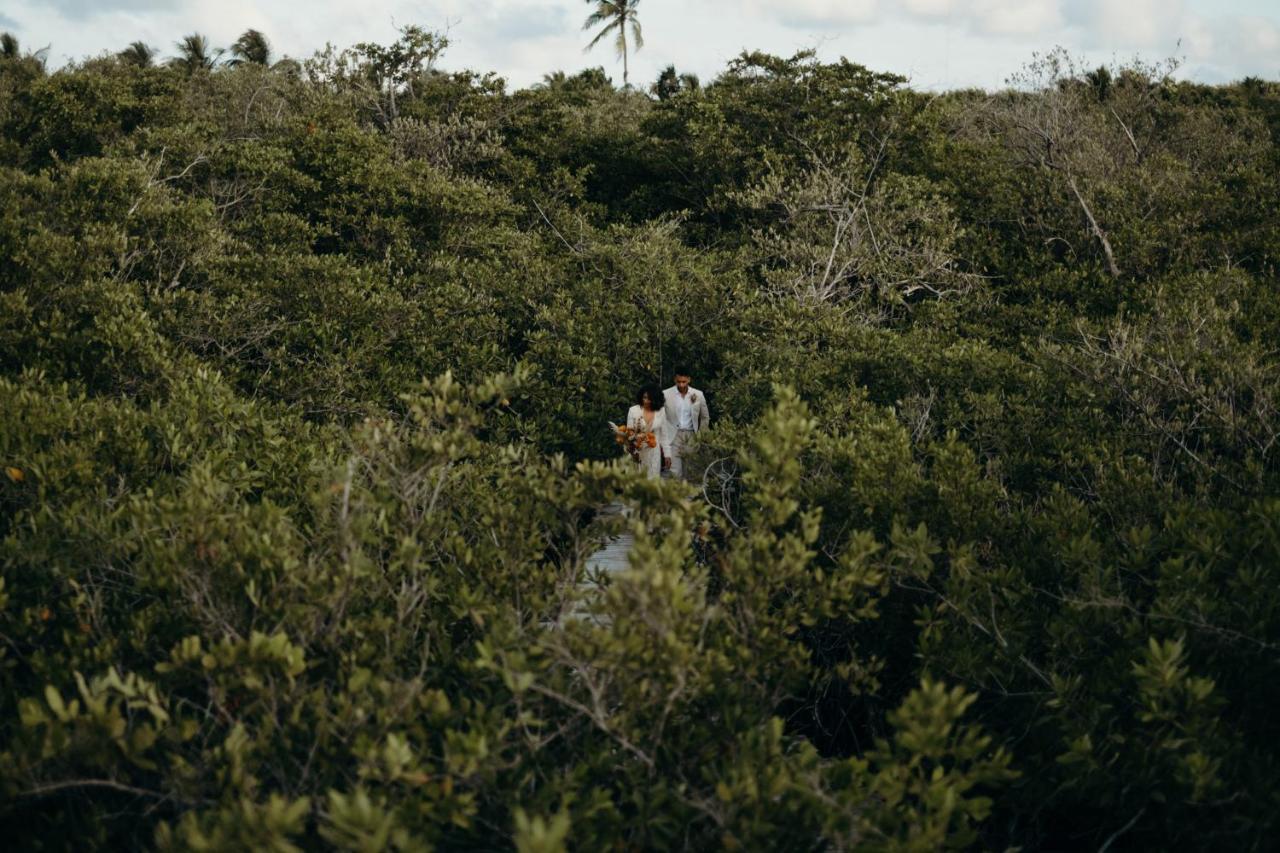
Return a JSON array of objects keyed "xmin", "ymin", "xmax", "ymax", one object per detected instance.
[{"xmin": 662, "ymin": 368, "xmax": 709, "ymax": 480}]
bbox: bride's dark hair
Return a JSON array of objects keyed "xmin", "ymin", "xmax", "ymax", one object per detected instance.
[{"xmin": 635, "ymin": 383, "xmax": 665, "ymax": 411}]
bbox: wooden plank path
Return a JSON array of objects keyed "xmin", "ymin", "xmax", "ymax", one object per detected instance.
[
  {"xmin": 583, "ymin": 500, "xmax": 634, "ymax": 576},
  {"xmin": 558, "ymin": 502, "xmax": 634, "ymax": 626},
  {"xmin": 584, "ymin": 531, "xmax": 635, "ymax": 577}
]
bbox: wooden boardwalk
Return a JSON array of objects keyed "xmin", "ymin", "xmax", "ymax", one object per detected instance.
[
  {"xmin": 583, "ymin": 500, "xmax": 634, "ymax": 575},
  {"xmin": 558, "ymin": 502, "xmax": 634, "ymax": 626},
  {"xmin": 584, "ymin": 532, "xmax": 635, "ymax": 577}
]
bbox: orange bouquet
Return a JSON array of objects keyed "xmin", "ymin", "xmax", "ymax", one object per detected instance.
[{"xmin": 610, "ymin": 422, "xmax": 658, "ymax": 462}]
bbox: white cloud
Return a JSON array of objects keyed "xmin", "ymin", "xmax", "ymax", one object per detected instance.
[
  {"xmin": 1192, "ymin": 15, "xmax": 1280, "ymax": 80},
  {"xmin": 967, "ymin": 0, "xmax": 1062, "ymax": 36},
  {"xmin": 748, "ymin": 0, "xmax": 1061, "ymax": 36},
  {"xmin": 1219, "ymin": 14, "xmax": 1280, "ymax": 59},
  {"xmin": 900, "ymin": 0, "xmax": 956, "ymax": 19},
  {"xmin": 1063, "ymin": 0, "xmax": 1190, "ymax": 49},
  {"xmin": 36, "ymin": 0, "xmax": 181, "ymax": 21},
  {"xmin": 756, "ymin": 0, "xmax": 880, "ymax": 28},
  {"xmin": 1179, "ymin": 15, "xmax": 1216, "ymax": 61},
  {"xmin": 1054, "ymin": 0, "xmax": 1278, "ymax": 82}
]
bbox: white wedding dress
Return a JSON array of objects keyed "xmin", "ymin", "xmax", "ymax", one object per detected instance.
[{"xmin": 626, "ymin": 405, "xmax": 668, "ymax": 480}]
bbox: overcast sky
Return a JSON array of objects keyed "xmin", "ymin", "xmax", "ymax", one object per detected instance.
[{"xmin": 2, "ymin": 0, "xmax": 1277, "ymax": 91}]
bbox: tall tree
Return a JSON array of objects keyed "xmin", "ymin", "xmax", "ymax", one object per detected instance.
[
  {"xmin": 347, "ymin": 25, "xmax": 448, "ymax": 124},
  {"xmin": 582, "ymin": 0, "xmax": 642, "ymax": 88},
  {"xmin": 171, "ymin": 33, "xmax": 221, "ymax": 75},
  {"xmin": 118, "ymin": 41, "xmax": 156, "ymax": 68},
  {"xmin": 228, "ymin": 29, "xmax": 271, "ymax": 67},
  {"xmin": 1, "ymin": 32, "xmax": 48, "ymax": 67},
  {"xmin": 539, "ymin": 70, "xmax": 569, "ymax": 89},
  {"xmin": 966, "ymin": 50, "xmax": 1176, "ymax": 280},
  {"xmin": 652, "ymin": 64, "xmax": 698, "ymax": 100}
]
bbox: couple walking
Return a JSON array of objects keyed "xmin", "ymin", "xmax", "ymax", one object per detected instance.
[{"xmin": 624, "ymin": 368, "xmax": 710, "ymax": 480}]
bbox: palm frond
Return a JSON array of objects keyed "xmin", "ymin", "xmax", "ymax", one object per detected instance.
[
  {"xmin": 172, "ymin": 33, "xmax": 223, "ymax": 73},
  {"xmin": 229, "ymin": 29, "xmax": 271, "ymax": 66},
  {"xmin": 585, "ymin": 18, "xmax": 621, "ymax": 51},
  {"xmin": 582, "ymin": 10, "xmax": 613, "ymax": 31},
  {"xmin": 119, "ymin": 41, "xmax": 156, "ymax": 68}
]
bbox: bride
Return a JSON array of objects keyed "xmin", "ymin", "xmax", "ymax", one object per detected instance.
[{"xmin": 625, "ymin": 383, "xmax": 670, "ymax": 479}]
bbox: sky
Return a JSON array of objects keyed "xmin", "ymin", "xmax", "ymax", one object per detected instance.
[{"xmin": 2, "ymin": 0, "xmax": 1277, "ymax": 91}]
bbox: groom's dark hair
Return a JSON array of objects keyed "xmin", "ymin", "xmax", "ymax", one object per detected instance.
[{"xmin": 672, "ymin": 366, "xmax": 692, "ymax": 379}]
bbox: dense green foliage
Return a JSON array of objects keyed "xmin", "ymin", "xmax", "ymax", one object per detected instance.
[{"xmin": 2, "ymin": 28, "xmax": 1279, "ymax": 850}]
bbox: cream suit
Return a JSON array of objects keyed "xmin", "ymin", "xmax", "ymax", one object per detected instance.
[{"xmin": 662, "ymin": 386, "xmax": 709, "ymax": 480}]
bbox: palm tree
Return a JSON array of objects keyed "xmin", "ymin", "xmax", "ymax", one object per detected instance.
[
  {"xmin": 539, "ymin": 70, "xmax": 569, "ymax": 89},
  {"xmin": 1239, "ymin": 76, "xmax": 1268, "ymax": 98},
  {"xmin": 119, "ymin": 41, "xmax": 156, "ymax": 68},
  {"xmin": 228, "ymin": 29, "xmax": 271, "ymax": 67},
  {"xmin": 170, "ymin": 33, "xmax": 222, "ymax": 75},
  {"xmin": 652, "ymin": 64, "xmax": 698, "ymax": 100},
  {"xmin": 1, "ymin": 32, "xmax": 49, "ymax": 68},
  {"xmin": 583, "ymin": 0, "xmax": 642, "ymax": 88},
  {"xmin": 1084, "ymin": 65, "xmax": 1112, "ymax": 102}
]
